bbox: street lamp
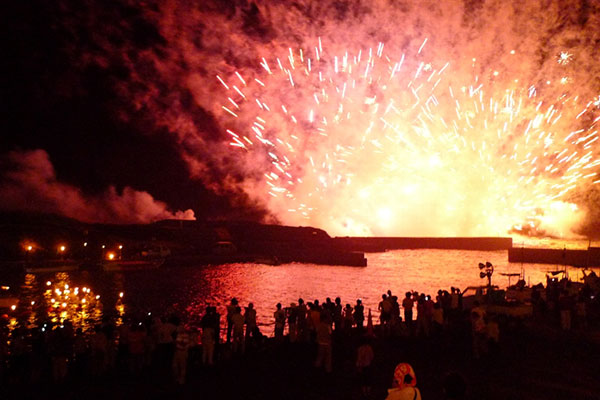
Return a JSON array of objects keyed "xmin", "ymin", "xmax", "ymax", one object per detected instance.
[
  {"xmin": 58, "ymin": 245, "xmax": 66, "ymax": 260},
  {"xmin": 25, "ymin": 244, "xmax": 33, "ymax": 264}
]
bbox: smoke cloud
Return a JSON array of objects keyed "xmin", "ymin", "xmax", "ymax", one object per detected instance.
[
  {"xmin": 43, "ymin": 1, "xmax": 600, "ymax": 237},
  {"xmin": 0, "ymin": 149, "xmax": 195, "ymax": 224}
]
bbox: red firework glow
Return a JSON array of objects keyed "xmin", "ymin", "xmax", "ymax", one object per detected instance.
[{"xmin": 217, "ymin": 39, "xmax": 599, "ymax": 237}]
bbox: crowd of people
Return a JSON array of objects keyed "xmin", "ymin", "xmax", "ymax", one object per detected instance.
[{"xmin": 0, "ymin": 275, "xmax": 598, "ymax": 398}]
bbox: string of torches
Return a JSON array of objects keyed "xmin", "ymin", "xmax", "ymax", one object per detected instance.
[{"xmin": 217, "ymin": 39, "xmax": 600, "ymax": 237}]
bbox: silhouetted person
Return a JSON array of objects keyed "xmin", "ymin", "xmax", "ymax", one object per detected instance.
[
  {"xmin": 226, "ymin": 298, "xmax": 238, "ymax": 343},
  {"xmin": 201, "ymin": 307, "xmax": 217, "ymax": 366},
  {"xmin": 353, "ymin": 299, "xmax": 365, "ymax": 331},
  {"xmin": 274, "ymin": 303, "xmax": 285, "ymax": 342},
  {"xmin": 402, "ymin": 292, "xmax": 414, "ymax": 334},
  {"xmin": 244, "ymin": 303, "xmax": 257, "ymax": 344}
]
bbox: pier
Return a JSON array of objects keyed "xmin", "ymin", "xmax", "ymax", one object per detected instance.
[
  {"xmin": 334, "ymin": 236, "xmax": 513, "ymax": 252},
  {"xmin": 508, "ymin": 246, "xmax": 600, "ymax": 267}
]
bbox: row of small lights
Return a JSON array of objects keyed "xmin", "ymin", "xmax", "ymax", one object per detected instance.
[
  {"xmin": 24, "ymin": 243, "xmax": 124, "ymax": 252},
  {"xmin": 23, "ymin": 243, "xmax": 124, "ymax": 261}
]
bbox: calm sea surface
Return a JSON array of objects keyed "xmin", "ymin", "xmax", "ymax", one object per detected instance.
[{"xmin": 3, "ymin": 249, "xmax": 599, "ymax": 335}]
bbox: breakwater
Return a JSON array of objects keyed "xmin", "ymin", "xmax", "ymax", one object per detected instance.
[
  {"xmin": 508, "ymin": 246, "xmax": 600, "ymax": 267},
  {"xmin": 333, "ymin": 236, "xmax": 513, "ymax": 252}
]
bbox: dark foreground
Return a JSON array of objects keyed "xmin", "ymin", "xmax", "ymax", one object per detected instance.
[{"xmin": 2, "ymin": 321, "xmax": 599, "ymax": 400}]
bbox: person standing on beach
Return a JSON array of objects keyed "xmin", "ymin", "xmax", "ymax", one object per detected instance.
[
  {"xmin": 226, "ymin": 298, "xmax": 238, "ymax": 343},
  {"xmin": 379, "ymin": 294, "xmax": 392, "ymax": 336},
  {"xmin": 343, "ymin": 303, "xmax": 354, "ymax": 333},
  {"xmin": 402, "ymin": 292, "xmax": 414, "ymax": 334},
  {"xmin": 201, "ymin": 307, "xmax": 217, "ymax": 366},
  {"xmin": 354, "ymin": 299, "xmax": 365, "ymax": 332},
  {"xmin": 274, "ymin": 303, "xmax": 286, "ymax": 342},
  {"xmin": 244, "ymin": 303, "xmax": 257, "ymax": 345},
  {"xmin": 333, "ymin": 297, "xmax": 343, "ymax": 332},
  {"xmin": 297, "ymin": 298, "xmax": 308, "ymax": 341},
  {"xmin": 231, "ymin": 306, "xmax": 245, "ymax": 354},
  {"xmin": 287, "ymin": 302, "xmax": 298, "ymax": 343}
]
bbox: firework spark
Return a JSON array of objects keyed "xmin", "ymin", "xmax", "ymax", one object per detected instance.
[
  {"xmin": 557, "ymin": 51, "xmax": 573, "ymax": 65},
  {"xmin": 218, "ymin": 40, "xmax": 599, "ymax": 237}
]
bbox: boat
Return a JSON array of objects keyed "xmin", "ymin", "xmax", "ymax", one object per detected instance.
[
  {"xmin": 102, "ymin": 259, "xmax": 165, "ymax": 272},
  {"xmin": 461, "ymin": 285, "xmax": 533, "ymax": 318}
]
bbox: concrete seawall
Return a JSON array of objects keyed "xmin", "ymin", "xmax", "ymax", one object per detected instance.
[
  {"xmin": 508, "ymin": 246, "xmax": 600, "ymax": 267},
  {"xmin": 333, "ymin": 236, "xmax": 513, "ymax": 252}
]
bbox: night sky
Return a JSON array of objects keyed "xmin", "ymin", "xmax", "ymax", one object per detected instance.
[
  {"xmin": 1, "ymin": 1, "xmax": 600, "ymax": 237},
  {"xmin": 1, "ymin": 1, "xmax": 266, "ymax": 223}
]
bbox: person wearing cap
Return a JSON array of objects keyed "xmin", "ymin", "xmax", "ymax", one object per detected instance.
[{"xmin": 385, "ymin": 362, "xmax": 422, "ymax": 400}]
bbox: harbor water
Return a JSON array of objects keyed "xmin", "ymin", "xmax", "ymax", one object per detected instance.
[{"xmin": 3, "ymin": 249, "xmax": 598, "ymax": 335}]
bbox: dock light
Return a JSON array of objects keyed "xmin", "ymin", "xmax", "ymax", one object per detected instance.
[
  {"xmin": 107, "ymin": 252, "xmax": 115, "ymax": 260},
  {"xmin": 1, "ymin": 286, "xmax": 9, "ymax": 291},
  {"xmin": 96, "ymin": 295, "xmax": 100, "ymax": 299},
  {"xmin": 59, "ymin": 245, "xmax": 66, "ymax": 252},
  {"xmin": 46, "ymin": 281, "xmax": 51, "ymax": 286},
  {"xmin": 119, "ymin": 292, "xmax": 124, "ymax": 298},
  {"xmin": 31, "ymin": 301, "xmax": 35, "ymax": 305},
  {"xmin": 119, "ymin": 245, "xmax": 123, "ymax": 249},
  {"xmin": 27, "ymin": 245, "xmax": 33, "ymax": 252},
  {"xmin": 101, "ymin": 245, "xmax": 106, "ymax": 249},
  {"xmin": 84, "ymin": 242, "xmax": 88, "ymax": 247},
  {"xmin": 10, "ymin": 305, "xmax": 16, "ymax": 311}
]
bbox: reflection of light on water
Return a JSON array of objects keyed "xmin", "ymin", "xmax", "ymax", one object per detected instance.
[
  {"xmin": 114, "ymin": 290, "xmax": 126, "ymax": 327},
  {"xmin": 41, "ymin": 272, "xmax": 104, "ymax": 333}
]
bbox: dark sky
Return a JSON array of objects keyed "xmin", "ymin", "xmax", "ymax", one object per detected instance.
[{"xmin": 0, "ymin": 1, "xmax": 265, "ymax": 223}]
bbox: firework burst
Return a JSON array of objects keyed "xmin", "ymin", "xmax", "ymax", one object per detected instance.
[{"xmin": 216, "ymin": 39, "xmax": 599, "ymax": 237}]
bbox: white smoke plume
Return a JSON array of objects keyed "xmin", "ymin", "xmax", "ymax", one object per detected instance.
[{"xmin": 0, "ymin": 149, "xmax": 195, "ymax": 223}]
